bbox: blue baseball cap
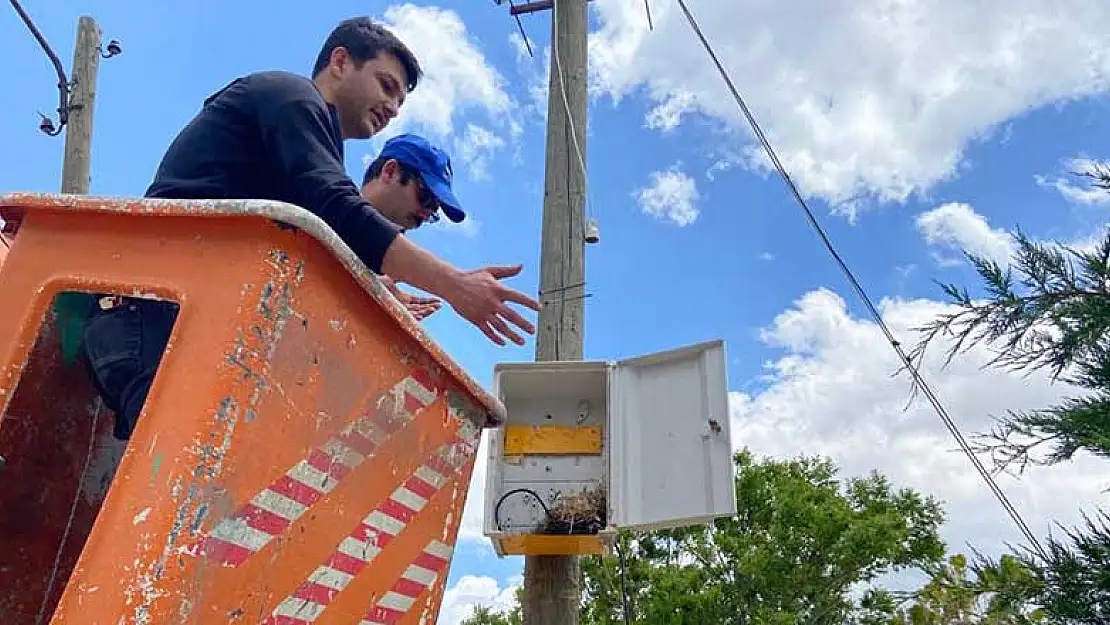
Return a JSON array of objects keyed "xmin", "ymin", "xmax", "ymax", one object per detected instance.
[{"xmin": 378, "ymin": 134, "xmax": 465, "ymax": 223}]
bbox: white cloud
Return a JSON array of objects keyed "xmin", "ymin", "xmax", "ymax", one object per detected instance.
[
  {"xmin": 894, "ymin": 263, "xmax": 918, "ymax": 284},
  {"xmin": 915, "ymin": 200, "xmax": 1110, "ymax": 269},
  {"xmin": 454, "ymin": 124, "xmax": 506, "ymax": 182},
  {"xmin": 509, "ymin": 33, "xmax": 551, "ymax": 120},
  {"xmin": 634, "ymin": 164, "xmax": 700, "ymax": 226},
  {"xmin": 438, "ymin": 573, "xmax": 521, "ymax": 625},
  {"xmin": 732, "ymin": 288, "xmax": 1107, "ymax": 567},
  {"xmin": 705, "ymin": 148, "xmax": 745, "ymax": 182},
  {"xmin": 509, "ymin": 31, "xmax": 532, "ymax": 63},
  {"xmin": 915, "ymin": 202, "xmax": 1015, "ymax": 266},
  {"xmin": 1034, "ymin": 156, "xmax": 1110, "ymax": 206},
  {"xmin": 645, "ymin": 89, "xmax": 696, "ymax": 132},
  {"xmin": 376, "ymin": 5, "xmax": 516, "ymax": 147},
  {"xmin": 589, "ymin": 0, "xmax": 1110, "ymax": 217}
]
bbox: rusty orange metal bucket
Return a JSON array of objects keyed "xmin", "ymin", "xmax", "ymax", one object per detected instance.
[{"xmin": 0, "ymin": 193, "xmax": 504, "ymax": 625}]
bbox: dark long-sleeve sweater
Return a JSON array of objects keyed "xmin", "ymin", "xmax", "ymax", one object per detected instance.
[{"xmin": 145, "ymin": 70, "xmax": 400, "ymax": 273}]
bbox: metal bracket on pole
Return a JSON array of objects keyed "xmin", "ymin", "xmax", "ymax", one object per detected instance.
[
  {"xmin": 7, "ymin": 0, "xmax": 121, "ymax": 136},
  {"xmin": 501, "ymin": 0, "xmax": 594, "ymax": 16}
]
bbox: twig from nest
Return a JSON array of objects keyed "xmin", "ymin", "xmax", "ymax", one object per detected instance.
[{"xmin": 544, "ymin": 487, "xmax": 607, "ymax": 535}]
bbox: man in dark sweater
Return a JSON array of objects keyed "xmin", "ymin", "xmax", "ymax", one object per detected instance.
[{"xmin": 81, "ymin": 17, "xmax": 539, "ymax": 440}]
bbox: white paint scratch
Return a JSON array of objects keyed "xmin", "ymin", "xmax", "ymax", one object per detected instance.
[{"xmin": 133, "ymin": 507, "xmax": 152, "ymax": 525}]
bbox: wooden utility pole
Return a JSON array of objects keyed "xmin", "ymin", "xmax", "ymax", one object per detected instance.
[
  {"xmin": 523, "ymin": 0, "xmax": 590, "ymax": 623},
  {"xmin": 61, "ymin": 16, "xmax": 102, "ymax": 195}
]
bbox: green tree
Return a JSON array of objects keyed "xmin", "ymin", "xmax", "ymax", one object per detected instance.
[
  {"xmin": 461, "ymin": 604, "xmax": 521, "ymax": 625},
  {"xmin": 908, "ymin": 165, "xmax": 1110, "ymax": 623},
  {"xmin": 859, "ymin": 553, "xmax": 1046, "ymax": 624},
  {"xmin": 465, "ymin": 450, "xmax": 947, "ymax": 625}
]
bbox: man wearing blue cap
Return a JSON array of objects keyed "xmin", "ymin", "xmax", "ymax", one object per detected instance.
[
  {"xmin": 358, "ymin": 134, "xmax": 467, "ymax": 321},
  {"xmin": 363, "ymin": 134, "xmax": 466, "ymax": 230},
  {"xmin": 78, "ymin": 17, "xmax": 539, "ymax": 441}
]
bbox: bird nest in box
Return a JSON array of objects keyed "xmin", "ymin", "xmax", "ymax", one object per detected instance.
[
  {"xmin": 543, "ymin": 486, "xmax": 607, "ymax": 535},
  {"xmin": 493, "ymin": 484, "xmax": 608, "ymax": 536}
]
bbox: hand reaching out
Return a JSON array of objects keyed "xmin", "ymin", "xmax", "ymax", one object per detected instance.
[
  {"xmin": 376, "ymin": 235, "xmax": 541, "ymax": 345},
  {"xmin": 441, "ymin": 264, "xmax": 541, "ymax": 346}
]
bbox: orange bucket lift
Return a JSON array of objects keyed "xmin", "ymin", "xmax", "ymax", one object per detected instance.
[{"xmin": 0, "ymin": 193, "xmax": 505, "ymax": 625}]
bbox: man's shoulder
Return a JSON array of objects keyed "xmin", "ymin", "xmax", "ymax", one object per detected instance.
[{"xmin": 234, "ymin": 70, "xmax": 324, "ymax": 107}]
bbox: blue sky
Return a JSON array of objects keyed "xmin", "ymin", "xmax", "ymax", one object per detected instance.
[{"xmin": 5, "ymin": 0, "xmax": 1110, "ymax": 622}]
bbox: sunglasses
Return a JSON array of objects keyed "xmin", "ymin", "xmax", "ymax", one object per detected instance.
[{"xmin": 414, "ymin": 178, "xmax": 442, "ymax": 224}]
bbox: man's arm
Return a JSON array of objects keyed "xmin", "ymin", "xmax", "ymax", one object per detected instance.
[
  {"xmin": 379, "ymin": 238, "xmax": 539, "ymax": 346},
  {"xmin": 254, "ymin": 81, "xmax": 540, "ymax": 345}
]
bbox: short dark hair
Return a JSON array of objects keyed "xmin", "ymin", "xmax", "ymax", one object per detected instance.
[
  {"xmin": 362, "ymin": 156, "xmax": 418, "ymax": 186},
  {"xmin": 312, "ymin": 17, "xmax": 422, "ymax": 92}
]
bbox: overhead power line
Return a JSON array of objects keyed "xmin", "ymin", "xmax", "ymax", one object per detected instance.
[
  {"xmin": 673, "ymin": 0, "xmax": 1048, "ymax": 559},
  {"xmin": 504, "ymin": 0, "xmax": 534, "ymax": 57}
]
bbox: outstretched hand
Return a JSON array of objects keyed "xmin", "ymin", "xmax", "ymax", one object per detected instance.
[{"xmin": 443, "ymin": 264, "xmax": 541, "ymax": 346}]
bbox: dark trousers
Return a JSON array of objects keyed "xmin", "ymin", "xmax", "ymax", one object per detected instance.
[{"xmin": 80, "ymin": 298, "xmax": 177, "ymax": 440}]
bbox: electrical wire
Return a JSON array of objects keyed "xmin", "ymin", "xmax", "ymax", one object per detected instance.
[
  {"xmin": 673, "ymin": 0, "xmax": 1048, "ymax": 560},
  {"xmin": 505, "ymin": 0, "xmax": 535, "ymax": 57},
  {"xmin": 494, "ymin": 487, "xmax": 551, "ymax": 532},
  {"xmin": 493, "ymin": 487, "xmax": 605, "ymax": 535},
  {"xmin": 550, "ymin": 0, "xmax": 594, "ymax": 222}
]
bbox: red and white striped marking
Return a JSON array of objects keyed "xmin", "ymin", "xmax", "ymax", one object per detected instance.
[
  {"xmin": 200, "ymin": 369, "xmax": 443, "ymax": 566},
  {"xmin": 261, "ymin": 418, "xmax": 480, "ymax": 625},
  {"xmin": 359, "ymin": 539, "xmax": 454, "ymax": 625}
]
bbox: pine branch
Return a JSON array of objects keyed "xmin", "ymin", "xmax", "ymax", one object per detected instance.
[
  {"xmin": 1074, "ymin": 162, "xmax": 1110, "ymax": 193},
  {"xmin": 961, "ymin": 392, "xmax": 1110, "ymax": 476},
  {"xmin": 1021, "ymin": 510, "xmax": 1110, "ymax": 623},
  {"xmin": 908, "ymin": 230, "xmax": 1110, "ymax": 381},
  {"xmin": 902, "ymin": 220, "xmax": 1110, "ymax": 478}
]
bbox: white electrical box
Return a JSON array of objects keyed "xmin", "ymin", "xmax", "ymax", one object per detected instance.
[{"xmin": 482, "ymin": 339, "xmax": 736, "ymax": 557}]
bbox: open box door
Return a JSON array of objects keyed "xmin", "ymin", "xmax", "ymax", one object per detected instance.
[{"xmin": 609, "ymin": 339, "xmax": 736, "ymax": 531}]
